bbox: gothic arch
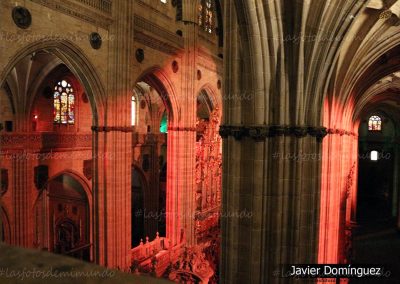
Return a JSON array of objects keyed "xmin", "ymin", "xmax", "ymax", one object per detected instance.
[
  {"xmin": 25, "ymin": 57, "xmax": 64, "ymax": 121},
  {"xmin": 48, "ymin": 170, "xmax": 92, "ymax": 204},
  {"xmin": 134, "ymin": 66, "xmax": 186, "ymax": 245},
  {"xmin": 135, "ymin": 66, "xmax": 180, "ymax": 124},
  {"xmin": 197, "ymin": 83, "xmax": 222, "ymax": 117},
  {"xmin": 34, "ymin": 171, "xmax": 92, "ymax": 260},
  {"xmin": 0, "ymin": 39, "xmax": 106, "ymax": 125},
  {"xmin": 318, "ymin": 9, "xmax": 400, "ymax": 264}
]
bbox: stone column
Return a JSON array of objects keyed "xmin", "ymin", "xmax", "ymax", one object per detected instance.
[
  {"xmin": 165, "ymin": 128, "xmax": 180, "ymax": 246},
  {"xmin": 93, "ymin": 0, "xmax": 133, "ymax": 269},
  {"xmin": 220, "ymin": 125, "xmax": 325, "ymax": 283},
  {"xmin": 178, "ymin": 0, "xmax": 199, "ymax": 246},
  {"xmin": 220, "ymin": 1, "xmax": 327, "ymax": 282},
  {"xmin": 12, "ymin": 150, "xmax": 34, "ymax": 247}
]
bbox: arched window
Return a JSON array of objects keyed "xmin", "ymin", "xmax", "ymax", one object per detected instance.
[
  {"xmin": 131, "ymin": 95, "xmax": 137, "ymax": 126},
  {"xmin": 54, "ymin": 80, "xmax": 75, "ymax": 124},
  {"xmin": 370, "ymin": 150, "xmax": 379, "ymax": 161},
  {"xmin": 198, "ymin": 0, "xmax": 214, "ymax": 34},
  {"xmin": 160, "ymin": 111, "xmax": 168, "ymax": 133},
  {"xmin": 368, "ymin": 115, "xmax": 382, "ymax": 131}
]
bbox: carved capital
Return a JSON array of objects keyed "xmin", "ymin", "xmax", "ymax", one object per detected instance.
[
  {"xmin": 308, "ymin": 127, "xmax": 328, "ymax": 141},
  {"xmin": 248, "ymin": 126, "xmax": 269, "ymax": 141},
  {"xmin": 291, "ymin": 126, "xmax": 308, "ymax": 138},
  {"xmin": 220, "ymin": 124, "xmax": 329, "ymax": 141},
  {"xmin": 218, "ymin": 125, "xmax": 231, "ymax": 138}
]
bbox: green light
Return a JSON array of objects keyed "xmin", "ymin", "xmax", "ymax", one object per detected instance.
[{"xmin": 160, "ymin": 112, "xmax": 168, "ymax": 133}]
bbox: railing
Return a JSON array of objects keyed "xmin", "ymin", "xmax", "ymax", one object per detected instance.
[
  {"xmin": 0, "ymin": 132, "xmax": 92, "ymax": 150},
  {"xmin": 131, "ymin": 232, "xmax": 168, "ymax": 262},
  {"xmin": 131, "ymin": 235, "xmax": 184, "ymax": 277},
  {"xmin": 76, "ymin": 0, "xmax": 112, "ymax": 14}
]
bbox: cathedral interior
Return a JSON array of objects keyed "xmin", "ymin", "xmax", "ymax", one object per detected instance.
[{"xmin": 1, "ymin": 0, "xmax": 400, "ymax": 283}]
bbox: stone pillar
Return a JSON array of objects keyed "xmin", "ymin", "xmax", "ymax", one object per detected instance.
[
  {"xmin": 12, "ymin": 151, "xmax": 34, "ymax": 247},
  {"xmin": 179, "ymin": 0, "xmax": 199, "ymax": 246},
  {"xmin": 319, "ymin": 128, "xmax": 358, "ymax": 265},
  {"xmin": 220, "ymin": 1, "xmax": 327, "ymax": 282},
  {"xmin": 165, "ymin": 128, "xmax": 180, "ymax": 246},
  {"xmin": 220, "ymin": 126, "xmax": 324, "ymax": 283},
  {"xmin": 93, "ymin": 0, "xmax": 133, "ymax": 269}
]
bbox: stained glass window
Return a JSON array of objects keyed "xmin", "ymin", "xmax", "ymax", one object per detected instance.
[
  {"xmin": 54, "ymin": 80, "xmax": 75, "ymax": 124},
  {"xmin": 198, "ymin": 0, "xmax": 214, "ymax": 34},
  {"xmin": 368, "ymin": 115, "xmax": 381, "ymax": 131}
]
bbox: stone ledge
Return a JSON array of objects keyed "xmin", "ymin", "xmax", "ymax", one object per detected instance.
[{"xmin": 0, "ymin": 243, "xmax": 171, "ymax": 284}]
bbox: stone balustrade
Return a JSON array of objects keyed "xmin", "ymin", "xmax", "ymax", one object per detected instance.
[{"xmin": 131, "ymin": 233, "xmax": 168, "ymax": 262}]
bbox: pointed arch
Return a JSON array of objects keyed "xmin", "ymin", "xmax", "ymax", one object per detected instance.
[
  {"xmin": 0, "ymin": 39, "xmax": 106, "ymax": 126},
  {"xmin": 135, "ymin": 66, "xmax": 180, "ymax": 125},
  {"xmin": 197, "ymin": 83, "xmax": 222, "ymax": 116}
]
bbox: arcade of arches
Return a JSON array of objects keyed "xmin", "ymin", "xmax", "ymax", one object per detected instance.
[{"xmin": 2, "ymin": 0, "xmax": 400, "ymax": 283}]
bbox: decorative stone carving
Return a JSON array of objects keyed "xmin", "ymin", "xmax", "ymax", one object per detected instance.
[
  {"xmin": 89, "ymin": 32, "xmax": 102, "ymax": 49},
  {"xmin": 91, "ymin": 126, "xmax": 134, "ymax": 132},
  {"xmin": 167, "ymin": 246, "xmax": 214, "ymax": 284},
  {"xmin": 172, "ymin": 60, "xmax": 179, "ymax": 73},
  {"xmin": 30, "ymin": 0, "xmax": 113, "ymax": 28},
  {"xmin": 291, "ymin": 126, "xmax": 308, "ymax": 137},
  {"xmin": 219, "ymin": 124, "xmax": 330, "ymax": 141},
  {"xmin": 307, "ymin": 126, "xmax": 328, "ymax": 141},
  {"xmin": 248, "ymin": 127, "xmax": 268, "ymax": 141},
  {"xmin": 168, "ymin": 126, "xmax": 196, "ymax": 132},
  {"xmin": 344, "ymin": 162, "xmax": 356, "ymax": 199},
  {"xmin": 12, "ymin": 6, "xmax": 32, "ymax": 29},
  {"xmin": 326, "ymin": 128, "xmax": 356, "ymax": 137},
  {"xmin": 196, "ymin": 110, "xmax": 222, "ymax": 214},
  {"xmin": 0, "ymin": 133, "xmax": 92, "ymax": 151}
]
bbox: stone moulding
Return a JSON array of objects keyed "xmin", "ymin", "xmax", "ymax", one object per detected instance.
[
  {"xmin": 0, "ymin": 133, "xmax": 92, "ymax": 149},
  {"xmin": 167, "ymin": 126, "xmax": 196, "ymax": 132},
  {"xmin": 220, "ymin": 125, "xmax": 358, "ymax": 141},
  {"xmin": 219, "ymin": 125, "xmax": 328, "ymax": 141},
  {"xmin": 326, "ymin": 128, "xmax": 357, "ymax": 137},
  {"xmin": 30, "ymin": 0, "xmax": 113, "ymax": 28},
  {"xmin": 134, "ymin": 15, "xmax": 184, "ymax": 49},
  {"xmin": 133, "ymin": 15, "xmax": 184, "ymax": 56},
  {"xmin": 91, "ymin": 126, "xmax": 134, "ymax": 133},
  {"xmin": 134, "ymin": 31, "xmax": 182, "ymax": 56}
]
